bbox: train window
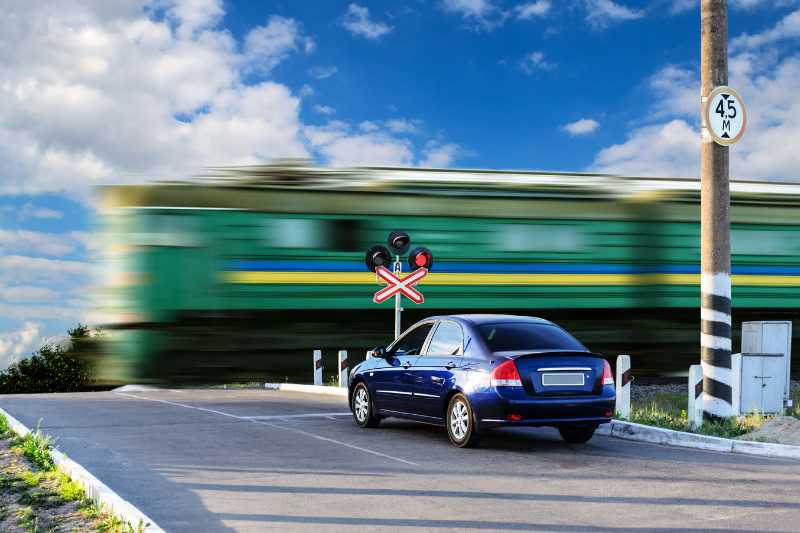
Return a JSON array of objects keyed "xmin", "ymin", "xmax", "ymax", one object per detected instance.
[
  {"xmin": 268, "ymin": 219, "xmax": 326, "ymax": 248},
  {"xmin": 493, "ymin": 224, "xmax": 587, "ymax": 252},
  {"xmin": 733, "ymin": 229, "xmax": 799, "ymax": 256},
  {"xmin": 265, "ymin": 218, "xmax": 364, "ymax": 251},
  {"xmin": 134, "ymin": 213, "xmax": 199, "ymax": 247}
]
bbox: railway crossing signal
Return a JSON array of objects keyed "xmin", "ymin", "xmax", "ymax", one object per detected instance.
[
  {"xmin": 373, "ymin": 266, "xmax": 427, "ymax": 304},
  {"xmin": 365, "ymin": 231, "xmax": 434, "ymax": 338}
]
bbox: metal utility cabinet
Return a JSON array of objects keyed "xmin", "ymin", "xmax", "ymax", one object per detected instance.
[{"xmin": 736, "ymin": 321, "xmax": 793, "ymax": 414}]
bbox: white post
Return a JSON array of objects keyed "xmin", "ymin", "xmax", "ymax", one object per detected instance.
[
  {"xmin": 338, "ymin": 350, "xmax": 349, "ymax": 388},
  {"xmin": 313, "ymin": 349, "xmax": 323, "ymax": 386},
  {"xmin": 730, "ymin": 352, "xmax": 742, "ymax": 416},
  {"xmin": 615, "ymin": 355, "xmax": 632, "ymax": 419},
  {"xmin": 393, "ymin": 256, "xmax": 402, "ymax": 339},
  {"xmin": 688, "ymin": 364, "xmax": 704, "ymax": 429}
]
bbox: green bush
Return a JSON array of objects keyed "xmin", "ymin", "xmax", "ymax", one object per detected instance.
[{"xmin": 0, "ymin": 325, "xmax": 93, "ymax": 394}]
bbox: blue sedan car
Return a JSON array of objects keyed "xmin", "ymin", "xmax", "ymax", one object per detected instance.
[{"xmin": 348, "ymin": 314, "xmax": 615, "ymax": 447}]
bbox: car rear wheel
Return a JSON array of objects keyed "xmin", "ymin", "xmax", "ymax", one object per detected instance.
[
  {"xmin": 352, "ymin": 383, "xmax": 381, "ymax": 428},
  {"xmin": 446, "ymin": 393, "xmax": 480, "ymax": 448},
  {"xmin": 558, "ymin": 423, "xmax": 597, "ymax": 444}
]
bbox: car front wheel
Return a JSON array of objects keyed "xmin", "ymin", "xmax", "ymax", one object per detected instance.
[
  {"xmin": 558, "ymin": 423, "xmax": 597, "ymax": 444},
  {"xmin": 446, "ymin": 393, "xmax": 480, "ymax": 448},
  {"xmin": 352, "ymin": 383, "xmax": 381, "ymax": 428}
]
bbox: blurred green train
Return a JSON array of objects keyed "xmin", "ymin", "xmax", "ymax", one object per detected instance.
[{"xmin": 99, "ymin": 164, "xmax": 800, "ymax": 383}]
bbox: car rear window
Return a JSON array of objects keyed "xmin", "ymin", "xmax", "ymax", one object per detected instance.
[{"xmin": 478, "ymin": 323, "xmax": 586, "ymax": 353}]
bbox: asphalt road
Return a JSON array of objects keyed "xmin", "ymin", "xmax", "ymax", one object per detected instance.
[{"xmin": 1, "ymin": 389, "xmax": 799, "ymax": 533}]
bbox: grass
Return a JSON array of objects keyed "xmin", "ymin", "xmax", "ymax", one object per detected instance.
[
  {"xmin": 621, "ymin": 390, "xmax": 767, "ymax": 439},
  {"xmin": 0, "ymin": 412, "xmax": 148, "ymax": 532},
  {"xmin": 13, "ymin": 423, "xmax": 55, "ymax": 471},
  {"xmin": 791, "ymin": 385, "xmax": 800, "ymax": 420}
]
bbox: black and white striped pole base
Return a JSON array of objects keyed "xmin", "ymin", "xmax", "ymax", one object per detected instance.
[{"xmin": 701, "ymin": 273, "xmax": 733, "ymax": 419}]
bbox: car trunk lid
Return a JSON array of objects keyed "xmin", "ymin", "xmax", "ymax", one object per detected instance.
[{"xmin": 497, "ymin": 351, "xmax": 606, "ymax": 396}]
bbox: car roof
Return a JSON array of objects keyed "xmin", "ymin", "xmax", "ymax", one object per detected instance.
[{"xmin": 441, "ymin": 314, "xmax": 555, "ymax": 326}]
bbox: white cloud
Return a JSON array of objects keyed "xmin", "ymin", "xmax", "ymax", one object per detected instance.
[
  {"xmin": 583, "ymin": 0, "xmax": 643, "ymax": 29},
  {"xmin": 591, "ymin": 35, "xmax": 800, "ymax": 181},
  {"xmin": 440, "ymin": 0, "xmax": 508, "ymax": 30},
  {"xmin": 244, "ymin": 15, "xmax": 315, "ymax": 73},
  {"xmin": 648, "ymin": 65, "xmax": 696, "ymax": 118},
  {"xmin": 672, "ymin": 0, "xmax": 797, "ymax": 15},
  {"xmin": 359, "ymin": 121, "xmax": 380, "ymax": 132},
  {"xmin": 0, "ymin": 203, "xmax": 64, "ymax": 220},
  {"xmin": 0, "ymin": 255, "xmax": 100, "ymax": 284},
  {"xmin": 592, "ymin": 119, "xmax": 698, "ymax": 177},
  {"xmin": 342, "ymin": 4, "xmax": 392, "ymax": 39},
  {"xmin": 0, "ymin": 1, "xmax": 310, "ymax": 198},
  {"xmin": 313, "ymin": 104, "xmax": 336, "ymax": 115},
  {"xmin": 514, "ymin": 1, "xmax": 551, "ymax": 19},
  {"xmin": 520, "ymin": 51, "xmax": 554, "ymax": 73},
  {"xmin": 0, "ymin": 285, "xmax": 59, "ymax": 303},
  {"xmin": 420, "ymin": 141, "xmax": 461, "ymax": 167},
  {"xmin": 0, "ymin": 230, "xmax": 76, "ymax": 257},
  {"xmin": 385, "ymin": 118, "xmax": 420, "ymax": 134},
  {"xmin": 0, "ymin": 322, "xmax": 43, "ymax": 370},
  {"xmin": 308, "ymin": 66, "xmax": 339, "ymax": 79},
  {"xmin": 562, "ymin": 118, "xmax": 600, "ymax": 136},
  {"xmin": 732, "ymin": 8, "xmax": 800, "ymax": 50},
  {"xmin": 305, "ymin": 122, "xmax": 414, "ymax": 167}
]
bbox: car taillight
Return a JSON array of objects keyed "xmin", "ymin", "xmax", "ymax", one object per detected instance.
[
  {"xmin": 602, "ymin": 359, "xmax": 614, "ymax": 386},
  {"xmin": 491, "ymin": 359, "xmax": 522, "ymax": 387}
]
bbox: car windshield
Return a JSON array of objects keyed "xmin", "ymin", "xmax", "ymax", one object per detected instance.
[{"xmin": 478, "ymin": 323, "xmax": 587, "ymax": 353}]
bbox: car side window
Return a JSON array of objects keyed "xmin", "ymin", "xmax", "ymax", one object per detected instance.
[
  {"xmin": 389, "ymin": 323, "xmax": 433, "ymax": 357},
  {"xmin": 425, "ymin": 321, "xmax": 463, "ymax": 356}
]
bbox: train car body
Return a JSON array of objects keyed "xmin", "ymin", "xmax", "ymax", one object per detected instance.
[{"xmin": 99, "ymin": 166, "xmax": 800, "ymax": 382}]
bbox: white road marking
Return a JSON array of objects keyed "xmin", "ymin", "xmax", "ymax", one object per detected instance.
[
  {"xmin": 242, "ymin": 412, "xmax": 351, "ymax": 420},
  {"xmin": 113, "ymin": 393, "xmax": 417, "ymax": 466}
]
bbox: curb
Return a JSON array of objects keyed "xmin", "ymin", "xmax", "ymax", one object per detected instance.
[
  {"xmin": 598, "ymin": 419, "xmax": 800, "ymax": 460},
  {"xmin": 0, "ymin": 407, "xmax": 164, "ymax": 533},
  {"xmin": 267, "ymin": 383, "xmax": 349, "ymax": 397}
]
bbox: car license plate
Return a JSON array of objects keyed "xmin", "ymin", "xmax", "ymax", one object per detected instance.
[{"xmin": 541, "ymin": 373, "xmax": 585, "ymax": 386}]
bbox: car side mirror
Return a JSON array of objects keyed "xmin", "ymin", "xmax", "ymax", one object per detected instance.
[{"xmin": 372, "ymin": 346, "xmax": 387, "ymax": 358}]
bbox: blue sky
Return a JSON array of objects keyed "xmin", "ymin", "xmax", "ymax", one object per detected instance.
[{"xmin": 1, "ymin": 0, "xmax": 799, "ymax": 362}]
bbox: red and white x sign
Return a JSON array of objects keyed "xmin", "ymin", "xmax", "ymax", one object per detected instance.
[{"xmin": 373, "ymin": 266, "xmax": 427, "ymax": 304}]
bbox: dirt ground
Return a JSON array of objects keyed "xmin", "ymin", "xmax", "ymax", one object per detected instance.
[
  {"xmin": 738, "ymin": 416, "xmax": 800, "ymax": 446},
  {"xmin": 0, "ymin": 437, "xmax": 99, "ymax": 533}
]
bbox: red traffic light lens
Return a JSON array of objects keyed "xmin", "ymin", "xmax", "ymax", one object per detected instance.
[{"xmin": 407, "ymin": 246, "xmax": 433, "ymax": 271}]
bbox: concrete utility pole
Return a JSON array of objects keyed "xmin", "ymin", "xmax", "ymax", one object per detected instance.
[{"xmin": 699, "ymin": 0, "xmax": 733, "ymax": 419}]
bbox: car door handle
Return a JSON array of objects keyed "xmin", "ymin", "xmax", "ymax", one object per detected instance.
[
  {"xmin": 445, "ymin": 361, "xmax": 456, "ymax": 369},
  {"xmin": 402, "ymin": 361, "xmax": 412, "ymax": 369}
]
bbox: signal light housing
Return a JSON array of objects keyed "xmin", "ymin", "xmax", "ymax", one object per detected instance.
[
  {"xmin": 601, "ymin": 359, "xmax": 614, "ymax": 386},
  {"xmin": 387, "ymin": 230, "xmax": 411, "ymax": 256},
  {"xmin": 365, "ymin": 245, "xmax": 392, "ymax": 272},
  {"xmin": 490, "ymin": 359, "xmax": 522, "ymax": 388},
  {"xmin": 408, "ymin": 246, "xmax": 433, "ymax": 271}
]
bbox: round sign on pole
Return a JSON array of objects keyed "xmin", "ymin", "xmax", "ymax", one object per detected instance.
[{"xmin": 704, "ymin": 86, "xmax": 746, "ymax": 146}]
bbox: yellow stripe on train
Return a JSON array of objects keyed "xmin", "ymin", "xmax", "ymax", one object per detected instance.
[{"xmin": 221, "ymin": 271, "xmax": 800, "ymax": 287}]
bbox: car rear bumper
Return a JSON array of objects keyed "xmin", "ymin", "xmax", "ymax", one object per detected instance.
[{"xmin": 471, "ymin": 389, "xmax": 615, "ymax": 429}]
